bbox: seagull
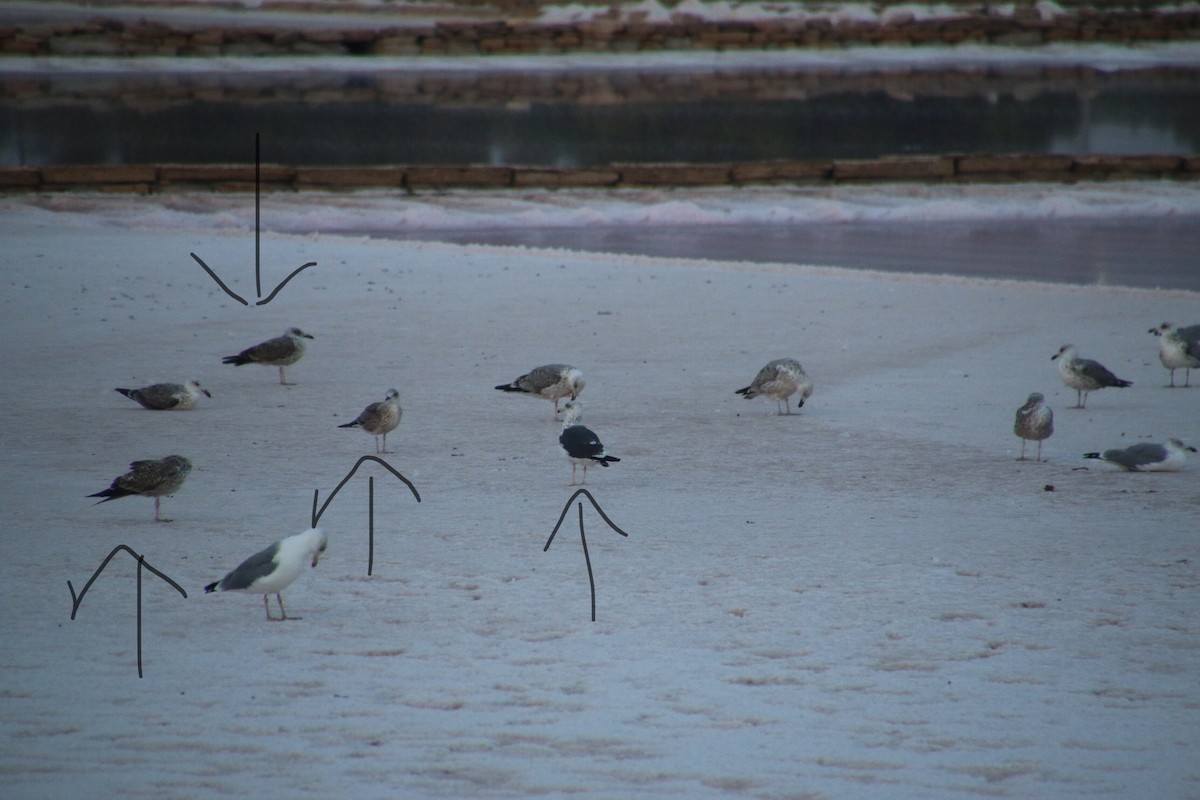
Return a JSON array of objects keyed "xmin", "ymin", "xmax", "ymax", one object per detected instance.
[
  {"xmin": 1084, "ymin": 438, "xmax": 1196, "ymax": 472},
  {"xmin": 114, "ymin": 379, "xmax": 211, "ymax": 410},
  {"xmin": 339, "ymin": 388, "xmax": 402, "ymax": 453},
  {"xmin": 1013, "ymin": 392, "xmax": 1054, "ymax": 462},
  {"xmin": 1148, "ymin": 322, "xmax": 1200, "ymax": 387},
  {"xmin": 204, "ymin": 528, "xmax": 329, "ymax": 621},
  {"xmin": 495, "ymin": 363, "xmax": 585, "ymax": 415},
  {"xmin": 1051, "ymin": 344, "xmax": 1132, "ymax": 408},
  {"xmin": 735, "ymin": 358, "xmax": 813, "ymax": 415},
  {"xmin": 559, "ymin": 401, "xmax": 620, "ymax": 485},
  {"xmin": 222, "ymin": 327, "xmax": 313, "ymax": 385},
  {"xmin": 87, "ymin": 455, "xmax": 193, "ymax": 522}
]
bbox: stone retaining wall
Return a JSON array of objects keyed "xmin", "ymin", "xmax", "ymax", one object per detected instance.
[
  {"xmin": 2, "ymin": 5, "xmax": 1198, "ymax": 56},
  {"xmin": 3, "ymin": 154, "xmax": 1195, "ymax": 193}
]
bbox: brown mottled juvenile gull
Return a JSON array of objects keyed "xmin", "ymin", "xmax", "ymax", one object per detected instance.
[
  {"xmin": 1148, "ymin": 322, "xmax": 1200, "ymax": 387},
  {"xmin": 204, "ymin": 528, "xmax": 328, "ymax": 621},
  {"xmin": 114, "ymin": 379, "xmax": 211, "ymax": 410},
  {"xmin": 222, "ymin": 327, "xmax": 313, "ymax": 385},
  {"xmin": 1051, "ymin": 344, "xmax": 1132, "ymax": 409},
  {"xmin": 495, "ymin": 363, "xmax": 585, "ymax": 415},
  {"xmin": 1084, "ymin": 438, "xmax": 1196, "ymax": 472},
  {"xmin": 339, "ymin": 388, "xmax": 402, "ymax": 453},
  {"xmin": 1013, "ymin": 392, "xmax": 1054, "ymax": 462},
  {"xmin": 735, "ymin": 358, "xmax": 813, "ymax": 415},
  {"xmin": 87, "ymin": 455, "xmax": 193, "ymax": 522},
  {"xmin": 559, "ymin": 401, "xmax": 620, "ymax": 486}
]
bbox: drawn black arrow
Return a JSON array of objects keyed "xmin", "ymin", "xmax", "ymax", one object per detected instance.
[
  {"xmin": 543, "ymin": 489, "xmax": 629, "ymax": 622},
  {"xmin": 190, "ymin": 132, "xmax": 316, "ymax": 306},
  {"xmin": 311, "ymin": 456, "xmax": 421, "ymax": 575},
  {"xmin": 67, "ymin": 544, "xmax": 188, "ymax": 678}
]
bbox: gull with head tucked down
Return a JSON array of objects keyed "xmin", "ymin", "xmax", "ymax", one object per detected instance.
[
  {"xmin": 204, "ymin": 528, "xmax": 329, "ymax": 621},
  {"xmin": 1014, "ymin": 392, "xmax": 1054, "ymax": 462},
  {"xmin": 735, "ymin": 358, "xmax": 813, "ymax": 415},
  {"xmin": 495, "ymin": 363, "xmax": 585, "ymax": 416}
]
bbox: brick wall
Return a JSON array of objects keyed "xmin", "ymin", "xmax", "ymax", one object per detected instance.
[
  {"xmin": 2, "ymin": 4, "xmax": 1198, "ymax": 57},
  {"xmin": 2, "ymin": 155, "xmax": 1196, "ymax": 193}
]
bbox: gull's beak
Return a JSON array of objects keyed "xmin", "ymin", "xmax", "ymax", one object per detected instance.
[
  {"xmin": 202, "ymin": 388, "xmax": 213, "ymax": 398},
  {"xmin": 311, "ymin": 553, "xmax": 321, "ymax": 568}
]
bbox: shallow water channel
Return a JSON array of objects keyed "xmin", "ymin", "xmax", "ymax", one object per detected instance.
[{"xmin": 3, "ymin": 62, "xmax": 1198, "ymax": 166}]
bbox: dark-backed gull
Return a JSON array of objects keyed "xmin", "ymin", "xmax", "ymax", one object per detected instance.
[
  {"xmin": 1148, "ymin": 323, "xmax": 1200, "ymax": 387},
  {"xmin": 495, "ymin": 363, "xmax": 585, "ymax": 414},
  {"xmin": 222, "ymin": 327, "xmax": 313, "ymax": 385},
  {"xmin": 88, "ymin": 455, "xmax": 192, "ymax": 522},
  {"xmin": 1051, "ymin": 344, "xmax": 1132, "ymax": 409},
  {"xmin": 1084, "ymin": 439, "xmax": 1196, "ymax": 472},
  {"xmin": 115, "ymin": 379, "xmax": 211, "ymax": 410},
  {"xmin": 735, "ymin": 358, "xmax": 813, "ymax": 415},
  {"xmin": 1013, "ymin": 392, "xmax": 1054, "ymax": 462},
  {"xmin": 204, "ymin": 527, "xmax": 329, "ymax": 621},
  {"xmin": 339, "ymin": 388, "xmax": 402, "ymax": 453},
  {"xmin": 559, "ymin": 401, "xmax": 620, "ymax": 485}
]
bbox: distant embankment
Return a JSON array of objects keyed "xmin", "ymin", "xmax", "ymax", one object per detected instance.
[
  {"xmin": 2, "ymin": 155, "xmax": 1196, "ymax": 193},
  {"xmin": 2, "ymin": 1, "xmax": 1198, "ymax": 56}
]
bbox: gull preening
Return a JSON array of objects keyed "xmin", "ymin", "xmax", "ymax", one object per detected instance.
[
  {"xmin": 222, "ymin": 327, "xmax": 313, "ymax": 385},
  {"xmin": 1051, "ymin": 344, "xmax": 1132, "ymax": 409},
  {"xmin": 1148, "ymin": 322, "xmax": 1200, "ymax": 387},
  {"xmin": 339, "ymin": 388, "xmax": 402, "ymax": 453},
  {"xmin": 1013, "ymin": 392, "xmax": 1054, "ymax": 462},
  {"xmin": 1084, "ymin": 439, "xmax": 1196, "ymax": 472},
  {"xmin": 115, "ymin": 379, "xmax": 211, "ymax": 410},
  {"xmin": 559, "ymin": 401, "xmax": 620, "ymax": 485},
  {"xmin": 735, "ymin": 358, "xmax": 813, "ymax": 415},
  {"xmin": 204, "ymin": 527, "xmax": 329, "ymax": 621},
  {"xmin": 495, "ymin": 363, "xmax": 585, "ymax": 415},
  {"xmin": 87, "ymin": 455, "xmax": 193, "ymax": 522}
]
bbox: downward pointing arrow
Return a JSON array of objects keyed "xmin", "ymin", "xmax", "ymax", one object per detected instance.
[{"xmin": 189, "ymin": 132, "xmax": 316, "ymax": 306}]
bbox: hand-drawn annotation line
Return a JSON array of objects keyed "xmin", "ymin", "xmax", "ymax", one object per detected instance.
[
  {"xmin": 68, "ymin": 544, "xmax": 188, "ymax": 678},
  {"xmin": 312, "ymin": 455, "xmax": 422, "ymax": 576},
  {"xmin": 543, "ymin": 489, "xmax": 629, "ymax": 622},
  {"xmin": 189, "ymin": 132, "xmax": 316, "ymax": 306}
]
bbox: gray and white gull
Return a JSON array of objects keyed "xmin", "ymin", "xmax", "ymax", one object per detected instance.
[
  {"xmin": 735, "ymin": 358, "xmax": 813, "ymax": 415},
  {"xmin": 1013, "ymin": 392, "xmax": 1054, "ymax": 462},
  {"xmin": 222, "ymin": 327, "xmax": 313, "ymax": 385},
  {"xmin": 204, "ymin": 527, "xmax": 329, "ymax": 621},
  {"xmin": 1148, "ymin": 322, "xmax": 1200, "ymax": 387},
  {"xmin": 1051, "ymin": 344, "xmax": 1132, "ymax": 409},
  {"xmin": 115, "ymin": 379, "xmax": 211, "ymax": 410},
  {"xmin": 339, "ymin": 388, "xmax": 402, "ymax": 453},
  {"xmin": 1084, "ymin": 439, "xmax": 1196, "ymax": 472}
]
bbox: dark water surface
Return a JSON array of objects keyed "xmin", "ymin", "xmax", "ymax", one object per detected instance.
[
  {"xmin": 387, "ymin": 217, "xmax": 1200, "ymax": 292},
  {"xmin": 3, "ymin": 64, "xmax": 1198, "ymax": 166}
]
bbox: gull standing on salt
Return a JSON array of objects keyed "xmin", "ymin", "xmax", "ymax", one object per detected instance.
[
  {"xmin": 339, "ymin": 388, "xmax": 402, "ymax": 453},
  {"xmin": 1083, "ymin": 438, "xmax": 1196, "ymax": 472},
  {"xmin": 222, "ymin": 327, "xmax": 313, "ymax": 385},
  {"xmin": 1051, "ymin": 344, "xmax": 1132, "ymax": 409},
  {"xmin": 1013, "ymin": 392, "xmax": 1054, "ymax": 462},
  {"xmin": 1148, "ymin": 322, "xmax": 1200, "ymax": 387},
  {"xmin": 735, "ymin": 358, "xmax": 813, "ymax": 415},
  {"xmin": 204, "ymin": 528, "xmax": 329, "ymax": 621},
  {"xmin": 559, "ymin": 401, "xmax": 620, "ymax": 485},
  {"xmin": 495, "ymin": 363, "xmax": 585, "ymax": 415},
  {"xmin": 114, "ymin": 379, "xmax": 211, "ymax": 410},
  {"xmin": 87, "ymin": 455, "xmax": 193, "ymax": 522}
]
